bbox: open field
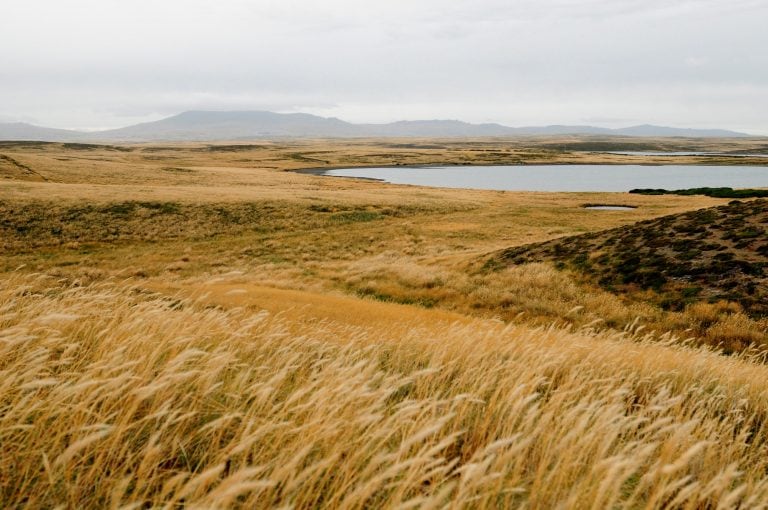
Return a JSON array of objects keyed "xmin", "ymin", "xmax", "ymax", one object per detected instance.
[{"xmin": 1, "ymin": 138, "xmax": 768, "ymax": 507}]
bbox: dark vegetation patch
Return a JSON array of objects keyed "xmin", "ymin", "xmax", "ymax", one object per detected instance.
[
  {"xmin": 383, "ymin": 143, "xmax": 450, "ymax": 150},
  {"xmin": 631, "ymin": 188, "xmax": 768, "ymax": 199},
  {"xmin": 0, "ymin": 200, "xmax": 296, "ymax": 250},
  {"xmin": 286, "ymin": 153, "xmax": 330, "ymax": 164},
  {"xmin": 162, "ymin": 167, "xmax": 195, "ymax": 173},
  {"xmin": 202, "ymin": 144, "xmax": 268, "ymax": 152},
  {"xmin": 61, "ymin": 143, "xmax": 104, "ymax": 150},
  {"xmin": 140, "ymin": 146, "xmax": 192, "ymax": 152},
  {"xmin": 61, "ymin": 143, "xmax": 134, "ymax": 152},
  {"xmin": 538, "ymin": 141, "xmax": 666, "ymax": 152},
  {"xmin": 329, "ymin": 210, "xmax": 382, "ymax": 224},
  {"xmin": 490, "ymin": 199, "xmax": 768, "ymax": 318},
  {"xmin": 0, "ymin": 141, "xmax": 57, "ymax": 149}
]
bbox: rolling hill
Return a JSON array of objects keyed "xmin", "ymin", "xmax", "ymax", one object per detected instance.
[{"xmin": 491, "ymin": 199, "xmax": 768, "ymax": 318}]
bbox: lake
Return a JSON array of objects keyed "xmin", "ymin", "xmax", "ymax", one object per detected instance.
[
  {"xmin": 604, "ymin": 151, "xmax": 768, "ymax": 158},
  {"xmin": 319, "ymin": 165, "xmax": 768, "ymax": 192}
]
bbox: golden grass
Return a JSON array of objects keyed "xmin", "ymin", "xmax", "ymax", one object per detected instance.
[
  {"xmin": 4, "ymin": 273, "xmax": 768, "ymax": 508},
  {"xmin": 1, "ymin": 139, "xmax": 767, "ymax": 506},
  {"xmin": 1, "ymin": 138, "xmax": 762, "ymax": 346},
  {"xmin": 1, "ymin": 139, "xmax": 741, "ymax": 344}
]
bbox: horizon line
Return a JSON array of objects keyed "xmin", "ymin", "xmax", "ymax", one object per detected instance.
[{"xmin": 0, "ymin": 109, "xmax": 757, "ymax": 136}]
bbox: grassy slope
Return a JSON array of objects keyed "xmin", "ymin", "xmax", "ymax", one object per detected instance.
[
  {"xmin": 1, "ymin": 139, "xmax": 768, "ymax": 507},
  {"xmin": 5, "ymin": 274, "xmax": 768, "ymax": 508},
  {"xmin": 493, "ymin": 200, "xmax": 768, "ymax": 351}
]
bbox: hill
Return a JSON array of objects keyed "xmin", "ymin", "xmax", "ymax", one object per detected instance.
[
  {"xmin": 0, "ymin": 122, "xmax": 86, "ymax": 142},
  {"xmin": 493, "ymin": 200, "xmax": 768, "ymax": 318},
  {"xmin": 96, "ymin": 110, "xmax": 359, "ymax": 140},
  {"xmin": 614, "ymin": 124, "xmax": 747, "ymax": 137},
  {"xmin": 0, "ymin": 111, "xmax": 751, "ymax": 141}
]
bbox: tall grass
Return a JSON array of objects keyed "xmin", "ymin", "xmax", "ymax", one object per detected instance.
[
  {"xmin": 341, "ymin": 257, "xmax": 768, "ymax": 351},
  {"xmin": 4, "ymin": 274, "xmax": 768, "ymax": 508}
]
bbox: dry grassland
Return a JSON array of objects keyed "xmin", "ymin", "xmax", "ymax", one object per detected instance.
[
  {"xmin": 5, "ymin": 274, "xmax": 768, "ymax": 508},
  {"xmin": 1, "ymin": 138, "xmax": 767, "ymax": 507}
]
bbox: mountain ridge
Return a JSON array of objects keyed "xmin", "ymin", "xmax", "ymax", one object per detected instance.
[{"xmin": 0, "ymin": 111, "xmax": 752, "ymax": 141}]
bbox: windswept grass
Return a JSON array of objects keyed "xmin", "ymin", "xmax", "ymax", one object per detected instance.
[
  {"xmin": 4, "ymin": 274, "xmax": 768, "ymax": 508},
  {"xmin": 2, "ymin": 140, "xmax": 767, "ymax": 507}
]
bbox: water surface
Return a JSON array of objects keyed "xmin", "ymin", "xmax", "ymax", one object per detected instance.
[
  {"xmin": 321, "ymin": 165, "xmax": 768, "ymax": 192},
  {"xmin": 583, "ymin": 205, "xmax": 637, "ymax": 211},
  {"xmin": 604, "ymin": 151, "xmax": 768, "ymax": 158}
]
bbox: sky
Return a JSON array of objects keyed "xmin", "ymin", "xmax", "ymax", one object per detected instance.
[{"xmin": 1, "ymin": 0, "xmax": 767, "ymax": 133}]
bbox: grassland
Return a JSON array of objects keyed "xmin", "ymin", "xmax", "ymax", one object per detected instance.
[{"xmin": 1, "ymin": 137, "xmax": 767, "ymax": 507}]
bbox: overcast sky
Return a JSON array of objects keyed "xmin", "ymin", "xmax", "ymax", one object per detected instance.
[{"xmin": 2, "ymin": 0, "xmax": 767, "ymax": 133}]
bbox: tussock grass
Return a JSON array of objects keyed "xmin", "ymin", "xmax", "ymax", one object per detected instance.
[{"xmin": 4, "ymin": 274, "xmax": 768, "ymax": 508}]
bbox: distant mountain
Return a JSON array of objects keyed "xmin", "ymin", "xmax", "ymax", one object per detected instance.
[
  {"xmin": 0, "ymin": 122, "xmax": 86, "ymax": 142},
  {"xmin": 613, "ymin": 124, "xmax": 747, "ymax": 138},
  {"xmin": 0, "ymin": 112, "xmax": 752, "ymax": 141},
  {"xmin": 90, "ymin": 113, "xmax": 752, "ymax": 139},
  {"xmin": 512, "ymin": 125, "xmax": 615, "ymax": 135},
  {"xmin": 358, "ymin": 120, "xmax": 520, "ymax": 137},
  {"xmin": 95, "ymin": 111, "xmax": 359, "ymax": 140}
]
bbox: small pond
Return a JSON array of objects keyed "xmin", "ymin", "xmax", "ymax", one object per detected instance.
[{"xmin": 583, "ymin": 205, "xmax": 638, "ymax": 211}]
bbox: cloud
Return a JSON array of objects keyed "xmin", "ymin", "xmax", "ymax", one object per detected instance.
[
  {"xmin": 0, "ymin": 0, "xmax": 766, "ymax": 132},
  {"xmin": 684, "ymin": 57, "xmax": 710, "ymax": 68}
]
